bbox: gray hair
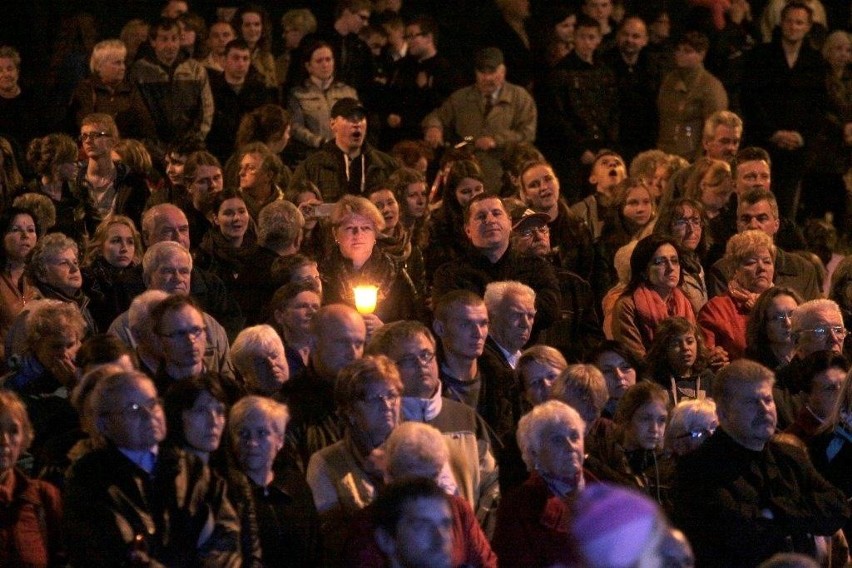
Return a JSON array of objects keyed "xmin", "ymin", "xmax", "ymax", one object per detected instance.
[
  {"xmin": 665, "ymin": 399, "xmax": 717, "ymax": 448},
  {"xmin": 229, "ymin": 395, "xmax": 290, "ymax": 440},
  {"xmin": 258, "ymin": 200, "xmax": 304, "ymax": 249},
  {"xmin": 483, "ymin": 280, "xmax": 536, "ymax": 315},
  {"xmin": 791, "ymin": 299, "xmax": 843, "ymax": 335},
  {"xmin": 92, "ymin": 370, "xmax": 155, "ymax": 419},
  {"xmin": 90, "ymin": 39, "xmax": 126, "ymax": 75},
  {"xmin": 231, "ymin": 324, "xmax": 285, "ymax": 377},
  {"xmin": 142, "ymin": 241, "xmax": 192, "ymax": 288},
  {"xmin": 141, "ymin": 203, "xmax": 186, "ymax": 244},
  {"xmin": 385, "ymin": 422, "xmax": 449, "ymax": 481},
  {"xmin": 516, "ymin": 400, "xmax": 585, "ymax": 472},
  {"xmin": 702, "ymin": 110, "xmax": 743, "ymax": 142},
  {"xmin": 128, "ymin": 289, "xmax": 169, "ymax": 341},
  {"xmin": 27, "ymin": 232, "xmax": 77, "ymax": 283}
]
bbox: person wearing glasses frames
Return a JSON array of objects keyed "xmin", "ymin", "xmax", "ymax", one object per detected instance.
[
  {"xmin": 745, "ymin": 286, "xmax": 804, "ymax": 372},
  {"xmin": 64, "ymin": 370, "xmax": 241, "ymax": 566},
  {"xmin": 665, "ymin": 398, "xmax": 718, "ymax": 458}
]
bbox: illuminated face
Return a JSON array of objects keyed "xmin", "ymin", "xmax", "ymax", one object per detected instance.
[
  {"xmin": 735, "ymin": 160, "xmax": 771, "ymax": 195},
  {"xmin": 574, "ymin": 25, "xmax": 602, "ymax": 61},
  {"xmin": 238, "ymin": 153, "xmax": 270, "ymax": 193},
  {"xmin": 666, "ymin": 332, "xmax": 698, "ymax": 376},
  {"xmin": 535, "ymin": 417, "xmax": 585, "ymax": 482},
  {"xmin": 235, "ymin": 411, "xmax": 284, "ymax": 478},
  {"xmin": 719, "ymin": 379, "xmax": 776, "ymax": 451},
  {"xmin": 737, "ymin": 200, "xmax": 779, "ymax": 237},
  {"xmin": 520, "ymin": 360, "xmax": 562, "ymax": 406},
  {"xmin": 98, "ymin": 52, "xmax": 126, "ymax": 85},
  {"xmin": 703, "ymin": 125, "xmax": 741, "ymax": 161},
  {"xmin": 386, "ymin": 333, "xmax": 440, "ymax": 399},
  {"xmin": 589, "ymin": 155, "xmax": 626, "ymax": 193},
  {"xmin": 622, "ymin": 186, "xmax": 653, "ymax": 227},
  {"xmin": 670, "ymin": 205, "xmax": 702, "ymax": 251},
  {"xmin": 214, "ymin": 197, "xmax": 250, "ymax": 243},
  {"xmin": 102, "ymin": 223, "xmax": 136, "ymax": 268},
  {"xmin": 521, "ymin": 164, "xmax": 560, "ymax": 213},
  {"xmin": 99, "ymin": 376, "xmax": 166, "ymax": 451},
  {"xmin": 404, "ymin": 182, "xmax": 428, "ymax": 219},
  {"xmin": 617, "ymin": 18, "xmax": 648, "ymax": 58},
  {"xmin": 434, "ymin": 304, "xmax": 488, "ymax": 361},
  {"xmin": 223, "ymin": 48, "xmax": 251, "ymax": 81},
  {"xmin": 241, "ymin": 12, "xmax": 263, "ymax": 47},
  {"xmin": 734, "ymin": 248, "xmax": 774, "ymax": 294},
  {"xmin": 454, "ymin": 177, "xmax": 485, "ymax": 208},
  {"xmin": 208, "ymin": 22, "xmax": 236, "ymax": 56},
  {"xmin": 80, "ymin": 123, "xmax": 115, "ymax": 159},
  {"xmin": 334, "ymin": 213, "xmax": 377, "ymax": 262},
  {"xmin": 165, "ymin": 153, "xmax": 187, "ymax": 186},
  {"xmin": 313, "ymin": 311, "xmax": 366, "ymax": 377},
  {"xmin": 149, "ymin": 251, "xmax": 192, "ymax": 294},
  {"xmin": 382, "ymin": 497, "xmax": 453, "ymax": 568},
  {"xmin": 157, "ymin": 304, "xmax": 207, "ymax": 368},
  {"xmin": 700, "ymin": 172, "xmax": 733, "ymax": 215},
  {"xmin": 781, "ymin": 7, "xmax": 811, "ymax": 44},
  {"xmin": 150, "ymin": 207, "xmax": 191, "ymax": 250},
  {"xmin": 3, "ymin": 213, "xmax": 36, "ymax": 263},
  {"xmin": 190, "ymin": 165, "xmax": 224, "ymax": 210},
  {"xmin": 795, "ymin": 308, "xmax": 846, "ymax": 356},
  {"xmin": 489, "ymin": 292, "xmax": 536, "ymax": 352},
  {"xmin": 464, "ymin": 198, "xmax": 511, "ymax": 251},
  {"xmin": 42, "ymin": 247, "xmax": 82, "ymax": 295},
  {"xmin": 331, "ymin": 114, "xmax": 367, "ymax": 152},
  {"xmin": 275, "ymin": 290, "xmax": 321, "ymax": 337},
  {"xmin": 765, "ymin": 294, "xmax": 797, "ymax": 345},
  {"xmin": 33, "ymin": 323, "xmax": 82, "ymax": 380},
  {"xmin": 646, "ymin": 244, "xmax": 680, "ymax": 295},
  {"xmin": 182, "ymin": 391, "xmax": 226, "ymax": 453},
  {"xmin": 807, "ymin": 367, "xmax": 845, "ymax": 420},
  {"xmin": 475, "ymin": 65, "xmax": 506, "ymax": 97},
  {"xmin": 348, "ymin": 379, "xmax": 401, "ymax": 443},
  {"xmin": 597, "ymin": 351, "xmax": 636, "ymax": 400}
]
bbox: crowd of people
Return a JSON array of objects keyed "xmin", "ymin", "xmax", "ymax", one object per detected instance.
[{"xmin": 0, "ymin": 0, "xmax": 851, "ymax": 566}]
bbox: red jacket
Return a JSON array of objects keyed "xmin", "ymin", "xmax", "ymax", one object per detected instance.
[{"xmin": 0, "ymin": 469, "xmax": 63, "ymax": 567}]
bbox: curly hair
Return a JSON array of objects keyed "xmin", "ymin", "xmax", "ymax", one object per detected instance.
[
  {"xmin": 26, "ymin": 134, "xmax": 78, "ymax": 177},
  {"xmin": 645, "ymin": 317, "xmax": 711, "ymax": 383}
]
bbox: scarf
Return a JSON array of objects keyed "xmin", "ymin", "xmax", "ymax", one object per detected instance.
[
  {"xmin": 728, "ymin": 278, "xmax": 762, "ymax": 311},
  {"xmin": 632, "ymin": 284, "xmax": 695, "ymax": 332}
]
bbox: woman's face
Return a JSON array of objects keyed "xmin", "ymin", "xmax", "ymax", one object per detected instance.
[
  {"xmin": 349, "ymin": 379, "xmax": 401, "ymax": 444},
  {"xmin": 41, "ymin": 246, "xmax": 83, "ymax": 295},
  {"xmin": 555, "ymin": 14, "xmax": 577, "ymax": 43},
  {"xmin": 825, "ymin": 36, "xmax": 851, "ymax": 70},
  {"xmin": 520, "ymin": 360, "xmax": 563, "ymax": 407},
  {"xmin": 735, "ymin": 248, "xmax": 774, "ymax": 293},
  {"xmin": 404, "ymin": 182, "xmax": 428, "ymax": 219},
  {"xmin": 33, "ymin": 324, "xmax": 81, "ymax": 379},
  {"xmin": 276, "ymin": 290, "xmax": 321, "ymax": 336},
  {"xmin": 535, "ymin": 419, "xmax": 584, "ymax": 483},
  {"xmin": 0, "ymin": 411, "xmax": 25, "ymax": 473},
  {"xmin": 182, "ymin": 390, "xmax": 226, "ymax": 454},
  {"xmin": 454, "ymin": 177, "xmax": 484, "ymax": 208},
  {"xmin": 765, "ymin": 294, "xmax": 797, "ymax": 345},
  {"xmin": 623, "ymin": 185, "xmax": 653, "ymax": 227},
  {"xmin": 627, "ymin": 399, "xmax": 668, "ymax": 450},
  {"xmin": 646, "ymin": 244, "xmax": 680, "ymax": 294},
  {"xmin": 215, "ymin": 197, "xmax": 250, "ymax": 243},
  {"xmin": 306, "ymin": 46, "xmax": 334, "ymax": 81},
  {"xmin": 241, "ymin": 12, "xmax": 263, "ymax": 47},
  {"xmin": 4, "ymin": 213, "xmax": 37, "ymax": 264},
  {"xmin": 670, "ymin": 205, "xmax": 702, "ymax": 251},
  {"xmin": 666, "ymin": 331, "xmax": 698, "ymax": 376},
  {"xmin": 597, "ymin": 351, "xmax": 636, "ymax": 400},
  {"xmin": 335, "ymin": 213, "xmax": 377, "ymax": 263},
  {"xmin": 98, "ymin": 52, "xmax": 126, "ymax": 85},
  {"xmin": 235, "ymin": 412, "xmax": 283, "ymax": 477},
  {"xmin": 102, "ymin": 223, "xmax": 135, "ymax": 268},
  {"xmin": 369, "ymin": 189, "xmax": 400, "ymax": 231}
]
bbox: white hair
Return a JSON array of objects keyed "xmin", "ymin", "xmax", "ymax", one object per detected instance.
[
  {"xmin": 516, "ymin": 400, "xmax": 585, "ymax": 472},
  {"xmin": 483, "ymin": 280, "xmax": 536, "ymax": 315}
]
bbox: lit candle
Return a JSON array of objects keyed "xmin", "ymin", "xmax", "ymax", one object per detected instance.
[{"xmin": 353, "ymin": 285, "xmax": 379, "ymax": 314}]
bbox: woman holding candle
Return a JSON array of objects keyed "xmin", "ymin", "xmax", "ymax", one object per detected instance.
[{"xmin": 319, "ymin": 195, "xmax": 417, "ymax": 332}]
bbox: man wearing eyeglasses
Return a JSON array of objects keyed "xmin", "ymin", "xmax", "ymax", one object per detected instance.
[
  {"xmin": 672, "ymin": 359, "xmax": 849, "ymax": 567},
  {"xmin": 64, "ymin": 370, "xmax": 240, "ymax": 566},
  {"xmin": 366, "ymin": 319, "xmax": 500, "ymax": 537},
  {"xmin": 773, "ymin": 299, "xmax": 848, "ymax": 428}
]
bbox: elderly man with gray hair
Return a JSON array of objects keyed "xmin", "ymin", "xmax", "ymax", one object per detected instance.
[
  {"xmin": 483, "ymin": 280, "xmax": 536, "ymax": 370},
  {"xmin": 107, "ymin": 241, "xmax": 235, "ymax": 378},
  {"xmin": 231, "ymin": 324, "xmax": 289, "ymax": 396}
]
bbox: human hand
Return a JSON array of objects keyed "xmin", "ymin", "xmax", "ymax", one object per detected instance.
[{"xmin": 474, "ymin": 136, "xmax": 497, "ymax": 151}]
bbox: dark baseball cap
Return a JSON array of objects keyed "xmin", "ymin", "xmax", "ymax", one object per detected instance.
[
  {"xmin": 331, "ymin": 97, "xmax": 367, "ymax": 119},
  {"xmin": 474, "ymin": 47, "xmax": 504, "ymax": 72}
]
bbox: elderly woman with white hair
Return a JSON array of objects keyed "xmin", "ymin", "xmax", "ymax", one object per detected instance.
[
  {"xmin": 492, "ymin": 400, "xmax": 591, "ymax": 567},
  {"xmin": 229, "ymin": 395, "xmax": 321, "ymax": 567},
  {"xmin": 231, "ymin": 324, "xmax": 289, "ymax": 396},
  {"xmin": 68, "ymin": 38, "xmax": 156, "ymax": 140},
  {"xmin": 343, "ymin": 421, "xmax": 499, "ymax": 567},
  {"xmin": 665, "ymin": 398, "xmax": 718, "ymax": 458}
]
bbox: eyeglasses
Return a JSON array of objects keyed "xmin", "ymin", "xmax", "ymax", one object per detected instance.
[
  {"xmin": 79, "ymin": 131, "xmax": 110, "ymax": 143},
  {"xmin": 770, "ymin": 311, "xmax": 794, "ymax": 323},
  {"xmin": 518, "ymin": 225, "xmax": 550, "ymax": 239},
  {"xmin": 676, "ymin": 428, "xmax": 714, "ymax": 440},
  {"xmin": 396, "ymin": 350, "xmax": 436, "ymax": 369},
  {"xmin": 672, "ymin": 217, "xmax": 702, "ymax": 230},
  {"xmin": 107, "ymin": 397, "xmax": 163, "ymax": 418},
  {"xmin": 158, "ymin": 325, "xmax": 206, "ymax": 341},
  {"xmin": 360, "ymin": 391, "xmax": 401, "ymax": 405},
  {"xmin": 802, "ymin": 325, "xmax": 848, "ymax": 339}
]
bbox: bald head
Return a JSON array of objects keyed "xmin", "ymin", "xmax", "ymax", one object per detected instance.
[{"xmin": 310, "ymin": 304, "xmax": 367, "ymax": 380}]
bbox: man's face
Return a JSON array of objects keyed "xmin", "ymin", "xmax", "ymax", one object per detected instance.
[
  {"xmin": 617, "ymin": 19, "xmax": 648, "ymax": 58},
  {"xmin": 490, "ymin": 292, "xmax": 536, "ymax": 352},
  {"xmin": 737, "ymin": 200, "xmax": 779, "ymax": 237},
  {"xmin": 161, "ymin": 0, "xmax": 188, "ymax": 19},
  {"xmin": 521, "ymin": 164, "xmax": 560, "ymax": 212},
  {"xmin": 735, "ymin": 160, "xmax": 771, "ymax": 195},
  {"xmin": 583, "ymin": 0, "xmax": 613, "ymax": 22},
  {"xmin": 190, "ymin": 165, "xmax": 224, "ymax": 210},
  {"xmin": 223, "ymin": 48, "xmax": 251, "ymax": 81},
  {"xmin": 434, "ymin": 304, "xmax": 488, "ymax": 361},
  {"xmin": 0, "ymin": 57, "xmax": 19, "ymax": 94},
  {"xmin": 513, "ymin": 220, "xmax": 551, "ymax": 256},
  {"xmin": 150, "ymin": 207, "xmax": 191, "ymax": 249},
  {"xmin": 387, "ymin": 333, "xmax": 440, "ymax": 399},
  {"xmin": 383, "ymin": 497, "xmax": 454, "ymax": 568},
  {"xmin": 332, "ymin": 114, "xmax": 367, "ymax": 152},
  {"xmin": 574, "ymin": 25, "xmax": 603, "ymax": 61},
  {"xmin": 588, "ymin": 154, "xmax": 626, "ymax": 193},
  {"xmin": 404, "ymin": 25, "xmax": 431, "ymax": 58},
  {"xmin": 465, "ymin": 198, "xmax": 511, "ymax": 252},
  {"xmin": 807, "ymin": 367, "xmax": 845, "ymax": 420},
  {"xmin": 208, "ymin": 23, "xmax": 236, "ymax": 56},
  {"xmin": 781, "ymin": 8, "xmax": 812, "ymax": 44},
  {"xmin": 343, "ymin": 8, "xmax": 371, "ymax": 35},
  {"xmin": 475, "ymin": 65, "xmax": 506, "ymax": 97},
  {"xmin": 157, "ymin": 304, "xmax": 206, "ymax": 368},
  {"xmin": 98, "ymin": 377, "xmax": 166, "ymax": 451},
  {"xmin": 148, "ymin": 251, "xmax": 192, "ymax": 294},
  {"xmin": 80, "ymin": 123, "xmax": 115, "ymax": 160},
  {"xmin": 313, "ymin": 311, "xmax": 367, "ymax": 378},
  {"xmin": 151, "ymin": 27, "xmax": 181, "ymax": 66},
  {"xmin": 704, "ymin": 125, "xmax": 742, "ymax": 161},
  {"xmin": 795, "ymin": 307, "xmax": 847, "ymax": 356},
  {"xmin": 719, "ymin": 379, "xmax": 776, "ymax": 451}
]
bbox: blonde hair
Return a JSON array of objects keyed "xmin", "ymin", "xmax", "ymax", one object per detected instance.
[
  {"xmin": 83, "ymin": 214, "xmax": 144, "ymax": 267},
  {"xmin": 724, "ymin": 229, "xmax": 774, "ymax": 266},
  {"xmin": 331, "ymin": 195, "xmax": 386, "ymax": 232},
  {"xmin": 90, "ymin": 39, "xmax": 127, "ymax": 74}
]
